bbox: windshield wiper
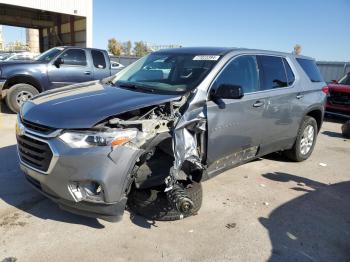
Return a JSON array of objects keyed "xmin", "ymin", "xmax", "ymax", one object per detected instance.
[{"xmin": 116, "ymin": 81, "xmax": 155, "ymax": 93}]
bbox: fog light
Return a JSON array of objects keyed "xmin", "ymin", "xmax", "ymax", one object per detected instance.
[
  {"xmin": 69, "ymin": 183, "xmax": 83, "ymax": 201},
  {"xmin": 68, "ymin": 181, "xmax": 104, "ymax": 203}
]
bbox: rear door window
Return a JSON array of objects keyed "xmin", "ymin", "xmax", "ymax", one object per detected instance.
[
  {"xmin": 257, "ymin": 56, "xmax": 288, "ymax": 90},
  {"xmin": 296, "ymin": 58, "xmax": 323, "ymax": 82},
  {"xmin": 91, "ymin": 50, "xmax": 106, "ymax": 69},
  {"xmin": 214, "ymin": 55, "xmax": 259, "ymax": 94}
]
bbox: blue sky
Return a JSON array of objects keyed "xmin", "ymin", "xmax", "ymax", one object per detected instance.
[{"xmin": 2, "ymin": 0, "xmax": 350, "ymax": 61}]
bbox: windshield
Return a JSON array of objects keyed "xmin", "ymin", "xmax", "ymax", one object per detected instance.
[
  {"xmin": 35, "ymin": 47, "xmax": 64, "ymax": 62},
  {"xmin": 338, "ymin": 73, "xmax": 350, "ymax": 85},
  {"xmin": 112, "ymin": 52, "xmax": 221, "ymax": 93}
]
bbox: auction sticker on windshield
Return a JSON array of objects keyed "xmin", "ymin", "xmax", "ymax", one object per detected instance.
[{"xmin": 193, "ymin": 55, "xmax": 220, "ymax": 61}]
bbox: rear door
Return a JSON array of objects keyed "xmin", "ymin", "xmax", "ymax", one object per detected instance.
[
  {"xmin": 206, "ymin": 55, "xmax": 265, "ymax": 172},
  {"xmin": 48, "ymin": 48, "xmax": 93, "ymax": 88},
  {"xmin": 256, "ymin": 55, "xmax": 304, "ymax": 154},
  {"xmin": 91, "ymin": 50, "xmax": 112, "ymax": 80}
]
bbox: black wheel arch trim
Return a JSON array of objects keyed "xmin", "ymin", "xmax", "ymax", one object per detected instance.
[{"xmin": 2, "ymin": 74, "xmax": 43, "ymax": 93}]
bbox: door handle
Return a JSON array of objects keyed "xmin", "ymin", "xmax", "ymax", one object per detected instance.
[
  {"xmin": 253, "ymin": 100, "xmax": 265, "ymax": 107},
  {"xmin": 296, "ymin": 93, "xmax": 304, "ymax": 99},
  {"xmin": 84, "ymin": 71, "xmax": 91, "ymax": 75}
]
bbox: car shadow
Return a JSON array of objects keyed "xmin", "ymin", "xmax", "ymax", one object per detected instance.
[
  {"xmin": 260, "ymin": 172, "xmax": 350, "ymax": 261},
  {"xmin": 0, "ymin": 145, "xmax": 104, "ymax": 229},
  {"xmin": 261, "ymin": 152, "xmax": 294, "ymax": 163},
  {"xmin": 0, "ymin": 100, "xmax": 15, "ymax": 114},
  {"xmin": 128, "ymin": 211, "xmax": 158, "ymax": 229},
  {"xmin": 322, "ymin": 130, "xmax": 346, "ymax": 139}
]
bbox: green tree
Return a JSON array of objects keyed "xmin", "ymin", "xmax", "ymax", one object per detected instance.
[
  {"xmin": 133, "ymin": 41, "xmax": 151, "ymax": 57},
  {"xmin": 108, "ymin": 38, "xmax": 123, "ymax": 56}
]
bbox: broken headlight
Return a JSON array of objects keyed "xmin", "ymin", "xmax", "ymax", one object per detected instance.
[{"xmin": 59, "ymin": 129, "xmax": 138, "ymax": 148}]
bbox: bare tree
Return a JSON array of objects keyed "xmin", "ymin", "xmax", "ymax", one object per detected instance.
[
  {"xmin": 123, "ymin": 40, "xmax": 132, "ymax": 56},
  {"xmin": 293, "ymin": 44, "xmax": 302, "ymax": 55}
]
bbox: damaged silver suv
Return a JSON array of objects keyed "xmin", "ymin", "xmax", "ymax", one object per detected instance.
[{"xmin": 16, "ymin": 47, "xmax": 327, "ymax": 222}]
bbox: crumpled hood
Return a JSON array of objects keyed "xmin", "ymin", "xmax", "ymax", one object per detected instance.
[{"xmin": 21, "ymin": 81, "xmax": 181, "ymax": 129}]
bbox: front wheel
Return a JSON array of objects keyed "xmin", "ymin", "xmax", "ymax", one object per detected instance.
[
  {"xmin": 128, "ymin": 181, "xmax": 203, "ymax": 221},
  {"xmin": 5, "ymin": 83, "xmax": 39, "ymax": 113},
  {"xmin": 284, "ymin": 116, "xmax": 318, "ymax": 162}
]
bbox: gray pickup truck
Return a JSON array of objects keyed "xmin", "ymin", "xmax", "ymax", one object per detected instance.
[
  {"xmin": 16, "ymin": 47, "xmax": 327, "ymax": 222},
  {"xmin": 0, "ymin": 46, "xmax": 119, "ymax": 112}
]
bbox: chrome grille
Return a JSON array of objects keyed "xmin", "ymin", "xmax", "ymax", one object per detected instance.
[
  {"xmin": 22, "ymin": 119, "xmax": 55, "ymax": 135},
  {"xmin": 17, "ymin": 134, "xmax": 53, "ymax": 172}
]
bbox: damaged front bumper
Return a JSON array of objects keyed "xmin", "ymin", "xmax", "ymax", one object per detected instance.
[{"xmin": 17, "ymin": 123, "xmax": 143, "ymax": 222}]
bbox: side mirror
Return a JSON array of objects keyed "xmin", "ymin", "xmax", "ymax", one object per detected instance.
[
  {"xmin": 54, "ymin": 57, "xmax": 64, "ymax": 68},
  {"xmin": 212, "ymin": 84, "xmax": 244, "ymax": 99},
  {"xmin": 331, "ymin": 80, "xmax": 338, "ymax": 84}
]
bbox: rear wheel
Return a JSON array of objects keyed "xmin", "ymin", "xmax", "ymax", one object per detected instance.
[
  {"xmin": 5, "ymin": 83, "xmax": 39, "ymax": 113},
  {"xmin": 284, "ymin": 116, "xmax": 318, "ymax": 162},
  {"xmin": 128, "ymin": 181, "xmax": 203, "ymax": 221}
]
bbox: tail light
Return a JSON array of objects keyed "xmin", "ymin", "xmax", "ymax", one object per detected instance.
[{"xmin": 322, "ymin": 86, "xmax": 329, "ymax": 95}]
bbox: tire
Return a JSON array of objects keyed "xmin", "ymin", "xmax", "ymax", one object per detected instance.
[
  {"xmin": 5, "ymin": 83, "xmax": 39, "ymax": 113},
  {"xmin": 284, "ymin": 116, "xmax": 318, "ymax": 162},
  {"xmin": 342, "ymin": 120, "xmax": 350, "ymax": 138},
  {"xmin": 128, "ymin": 181, "xmax": 202, "ymax": 221}
]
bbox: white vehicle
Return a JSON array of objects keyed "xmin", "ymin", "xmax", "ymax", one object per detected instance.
[
  {"xmin": 3, "ymin": 52, "xmax": 37, "ymax": 61},
  {"xmin": 111, "ymin": 61, "xmax": 125, "ymax": 70}
]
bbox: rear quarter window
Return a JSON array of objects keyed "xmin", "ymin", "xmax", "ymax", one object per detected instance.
[
  {"xmin": 296, "ymin": 58, "xmax": 323, "ymax": 82},
  {"xmin": 91, "ymin": 50, "xmax": 107, "ymax": 69}
]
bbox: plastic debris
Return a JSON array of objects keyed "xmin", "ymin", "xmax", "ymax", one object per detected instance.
[
  {"xmin": 263, "ymin": 202, "xmax": 269, "ymax": 206},
  {"xmin": 319, "ymin": 163, "xmax": 327, "ymax": 167}
]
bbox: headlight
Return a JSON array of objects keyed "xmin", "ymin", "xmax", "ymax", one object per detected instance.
[{"xmin": 59, "ymin": 129, "xmax": 138, "ymax": 148}]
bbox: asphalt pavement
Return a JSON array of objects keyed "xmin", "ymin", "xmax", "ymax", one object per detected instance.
[{"xmin": 0, "ymin": 112, "xmax": 349, "ymax": 262}]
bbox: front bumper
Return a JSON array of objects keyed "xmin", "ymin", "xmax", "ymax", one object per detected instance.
[{"xmin": 17, "ymin": 122, "xmax": 143, "ymax": 222}]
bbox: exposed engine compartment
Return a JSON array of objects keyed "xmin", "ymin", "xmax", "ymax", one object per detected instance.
[{"xmin": 100, "ymin": 96, "xmax": 204, "ymax": 214}]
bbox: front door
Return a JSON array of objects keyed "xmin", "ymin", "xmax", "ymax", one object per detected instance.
[
  {"xmin": 48, "ymin": 48, "xmax": 92, "ymax": 88},
  {"xmin": 206, "ymin": 55, "xmax": 266, "ymax": 174}
]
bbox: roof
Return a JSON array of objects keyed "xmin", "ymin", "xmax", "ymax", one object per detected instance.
[
  {"xmin": 57, "ymin": 46, "xmax": 107, "ymax": 52},
  {"xmin": 155, "ymin": 47, "xmax": 235, "ymax": 56},
  {"xmin": 154, "ymin": 47, "xmax": 314, "ymax": 60}
]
